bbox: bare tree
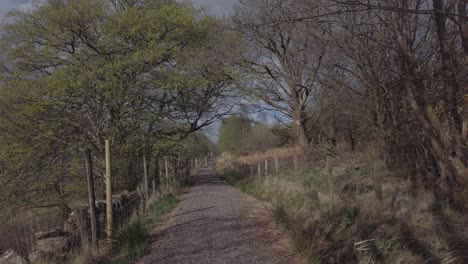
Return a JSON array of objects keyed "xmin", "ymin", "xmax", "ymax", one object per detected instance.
[
  {"xmin": 233, "ymin": 0, "xmax": 331, "ymax": 149},
  {"xmin": 287, "ymin": 0, "xmax": 467, "ymax": 197}
]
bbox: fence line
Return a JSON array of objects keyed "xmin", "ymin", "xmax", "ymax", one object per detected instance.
[
  {"xmin": 227, "ymin": 147, "xmax": 427, "ymax": 208},
  {"xmin": 4, "ymin": 141, "xmax": 212, "ymax": 263}
]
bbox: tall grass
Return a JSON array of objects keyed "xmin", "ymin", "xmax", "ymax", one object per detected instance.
[
  {"xmin": 106, "ymin": 194, "xmax": 179, "ymax": 264},
  {"xmin": 218, "ymin": 152, "xmax": 468, "ymax": 264}
]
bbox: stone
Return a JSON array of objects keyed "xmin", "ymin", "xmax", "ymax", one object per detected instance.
[
  {"xmin": 0, "ymin": 249, "xmax": 28, "ymax": 264},
  {"xmin": 63, "ymin": 212, "xmax": 79, "ymax": 234},
  {"xmin": 29, "ymin": 236, "xmax": 70, "ymax": 263},
  {"xmin": 34, "ymin": 228, "xmax": 63, "ymax": 240}
]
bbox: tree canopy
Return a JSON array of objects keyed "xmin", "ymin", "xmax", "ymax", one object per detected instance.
[{"xmin": 0, "ymin": 0, "xmax": 236, "ymax": 216}]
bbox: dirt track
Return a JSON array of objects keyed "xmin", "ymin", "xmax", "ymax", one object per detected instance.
[{"xmin": 138, "ymin": 162, "xmax": 296, "ymax": 264}]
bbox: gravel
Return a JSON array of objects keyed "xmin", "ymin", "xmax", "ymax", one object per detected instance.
[{"xmin": 138, "ymin": 163, "xmax": 296, "ymax": 264}]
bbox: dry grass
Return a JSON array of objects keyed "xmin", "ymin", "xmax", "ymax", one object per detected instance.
[
  {"xmin": 231, "ymin": 147, "xmax": 302, "ymax": 166},
  {"xmin": 217, "ymin": 148, "xmax": 468, "ymax": 264},
  {"xmin": 72, "ymin": 246, "xmax": 96, "ymax": 264}
]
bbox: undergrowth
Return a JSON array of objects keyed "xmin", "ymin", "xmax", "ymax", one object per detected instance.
[
  {"xmin": 219, "ymin": 161, "xmax": 468, "ymax": 264},
  {"xmin": 107, "ymin": 195, "xmax": 179, "ymax": 264}
]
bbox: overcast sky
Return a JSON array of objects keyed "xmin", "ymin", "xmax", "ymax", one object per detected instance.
[
  {"xmin": 192, "ymin": 0, "xmax": 238, "ymax": 16},
  {"xmin": 0, "ymin": 0, "xmax": 238, "ymax": 21}
]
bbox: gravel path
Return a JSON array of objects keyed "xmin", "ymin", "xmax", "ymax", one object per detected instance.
[{"xmin": 138, "ymin": 162, "xmax": 296, "ymax": 264}]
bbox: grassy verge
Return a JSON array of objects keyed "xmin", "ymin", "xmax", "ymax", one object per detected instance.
[
  {"xmin": 107, "ymin": 194, "xmax": 179, "ymax": 264},
  {"xmin": 219, "ymin": 163, "xmax": 467, "ymax": 264}
]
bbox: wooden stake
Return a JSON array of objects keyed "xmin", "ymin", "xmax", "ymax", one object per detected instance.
[
  {"xmin": 79, "ymin": 207, "xmax": 89, "ymax": 247},
  {"xmin": 151, "ymin": 156, "xmax": 156, "ymax": 195},
  {"xmin": 84, "ymin": 149, "xmax": 98, "ymax": 255},
  {"xmin": 462, "ymin": 92, "xmax": 468, "ymax": 139},
  {"xmin": 257, "ymin": 162, "xmax": 261, "ymax": 180},
  {"xmin": 143, "ymin": 154, "xmax": 149, "ymax": 200},
  {"xmin": 265, "ymin": 159, "xmax": 268, "ymax": 176},
  {"xmin": 374, "ymin": 160, "xmax": 383, "ymax": 202},
  {"xmin": 293, "ymin": 154, "xmax": 298, "ymax": 171},
  {"xmin": 105, "ymin": 140, "xmax": 113, "ymax": 241},
  {"xmin": 327, "ymin": 157, "xmax": 335, "ymax": 204},
  {"xmin": 165, "ymin": 157, "xmax": 169, "ymax": 189},
  {"xmin": 275, "ymin": 156, "xmax": 279, "ymax": 175}
]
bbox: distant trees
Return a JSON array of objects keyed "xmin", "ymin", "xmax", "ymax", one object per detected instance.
[
  {"xmin": 0, "ymin": 0, "xmax": 236, "ymax": 217},
  {"xmin": 218, "ymin": 116, "xmax": 251, "ymax": 153},
  {"xmin": 218, "ymin": 115, "xmax": 280, "ymax": 154}
]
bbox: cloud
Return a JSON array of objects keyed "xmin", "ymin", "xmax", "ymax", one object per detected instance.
[
  {"xmin": 0, "ymin": 0, "xmax": 32, "ymax": 12},
  {"xmin": 191, "ymin": 0, "xmax": 238, "ymax": 16},
  {"xmin": 0, "ymin": 0, "xmax": 32, "ymax": 23}
]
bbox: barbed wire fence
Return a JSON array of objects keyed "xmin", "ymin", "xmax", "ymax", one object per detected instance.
[{"xmin": 228, "ymin": 145, "xmax": 442, "ymax": 212}]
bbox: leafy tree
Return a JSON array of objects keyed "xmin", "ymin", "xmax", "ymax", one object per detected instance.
[
  {"xmin": 0, "ymin": 0, "xmax": 236, "ymax": 217},
  {"xmin": 218, "ymin": 116, "xmax": 251, "ymax": 153}
]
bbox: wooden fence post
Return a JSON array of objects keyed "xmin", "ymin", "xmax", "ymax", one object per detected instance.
[
  {"xmin": 265, "ymin": 159, "xmax": 268, "ymax": 177},
  {"xmin": 84, "ymin": 149, "xmax": 98, "ymax": 255},
  {"xmin": 293, "ymin": 154, "xmax": 298, "ymax": 171},
  {"xmin": 275, "ymin": 156, "xmax": 279, "ymax": 175},
  {"xmin": 79, "ymin": 207, "xmax": 90, "ymax": 247},
  {"xmin": 143, "ymin": 154, "xmax": 149, "ymax": 201},
  {"xmin": 105, "ymin": 140, "xmax": 113, "ymax": 242},
  {"xmin": 327, "ymin": 157, "xmax": 335, "ymax": 205},
  {"xmin": 257, "ymin": 162, "xmax": 261, "ymax": 180},
  {"xmin": 374, "ymin": 160, "xmax": 383, "ymax": 203},
  {"xmin": 463, "ymin": 94, "xmax": 468, "ymax": 140},
  {"xmin": 151, "ymin": 156, "xmax": 156, "ymax": 195},
  {"xmin": 157, "ymin": 157, "xmax": 162, "ymax": 191},
  {"xmin": 165, "ymin": 156, "xmax": 169, "ymax": 189}
]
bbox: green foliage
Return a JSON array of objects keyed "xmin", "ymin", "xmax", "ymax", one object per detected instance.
[
  {"xmin": 218, "ymin": 116, "xmax": 280, "ymax": 154},
  {"xmin": 109, "ymin": 194, "xmax": 179, "ymax": 264},
  {"xmin": 174, "ymin": 132, "xmax": 217, "ymax": 158},
  {"xmin": 0, "ymin": 0, "xmax": 236, "ymax": 215},
  {"xmin": 271, "ymin": 202, "xmax": 289, "ymax": 228},
  {"xmin": 143, "ymin": 195, "xmax": 179, "ymax": 227},
  {"xmin": 112, "ymin": 221, "xmax": 150, "ymax": 264},
  {"xmin": 218, "ymin": 116, "xmax": 251, "ymax": 153}
]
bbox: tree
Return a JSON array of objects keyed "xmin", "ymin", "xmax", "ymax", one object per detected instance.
[
  {"xmin": 218, "ymin": 115, "xmax": 251, "ymax": 153},
  {"xmin": 0, "ymin": 0, "xmax": 236, "ymax": 216},
  {"xmin": 218, "ymin": 115, "xmax": 281, "ymax": 154},
  {"xmin": 284, "ymin": 0, "xmax": 467, "ymax": 199},
  {"xmin": 233, "ymin": 0, "xmax": 330, "ymax": 149}
]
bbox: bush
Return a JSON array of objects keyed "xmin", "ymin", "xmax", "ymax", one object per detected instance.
[{"xmin": 108, "ymin": 195, "xmax": 179, "ymax": 264}]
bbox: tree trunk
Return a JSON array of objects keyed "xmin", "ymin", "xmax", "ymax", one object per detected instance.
[
  {"xmin": 396, "ymin": 30, "xmax": 466, "ymax": 196},
  {"xmin": 458, "ymin": 0, "xmax": 468, "ymax": 56},
  {"xmin": 295, "ymin": 119, "xmax": 309, "ymax": 149},
  {"xmin": 433, "ymin": 0, "xmax": 462, "ymax": 133}
]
